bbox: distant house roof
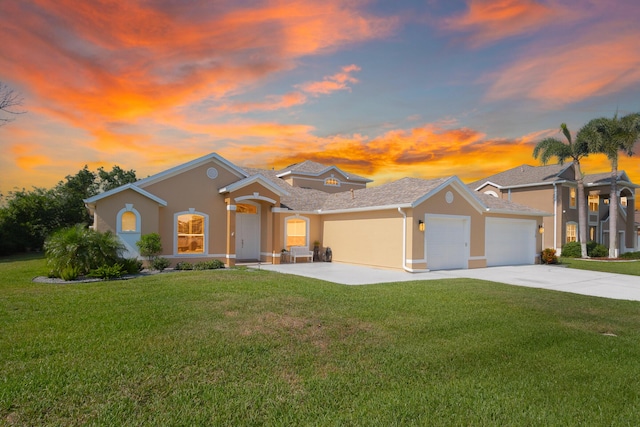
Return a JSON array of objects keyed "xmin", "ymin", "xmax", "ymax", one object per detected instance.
[
  {"xmin": 469, "ymin": 163, "xmax": 573, "ymax": 190},
  {"xmin": 470, "ymin": 163, "xmax": 637, "ymax": 190},
  {"xmin": 276, "ymin": 160, "xmax": 372, "ymax": 183}
]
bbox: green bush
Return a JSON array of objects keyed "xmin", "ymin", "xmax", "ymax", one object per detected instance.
[
  {"xmin": 588, "ymin": 242, "xmax": 608, "ymax": 258},
  {"xmin": 621, "ymin": 251, "xmax": 640, "ymax": 260},
  {"xmin": 560, "ymin": 241, "xmax": 581, "ymax": 258},
  {"xmin": 121, "ymin": 258, "xmax": 143, "ymax": 274},
  {"xmin": 194, "ymin": 260, "xmax": 225, "ymax": 270},
  {"xmin": 45, "ymin": 224, "xmax": 124, "ymax": 278},
  {"xmin": 174, "ymin": 261, "xmax": 193, "ymax": 270},
  {"xmin": 59, "ymin": 266, "xmax": 81, "ymax": 281},
  {"xmin": 151, "ymin": 257, "xmax": 170, "ymax": 271},
  {"xmin": 137, "ymin": 233, "xmax": 162, "ymax": 264},
  {"xmin": 89, "ymin": 264, "xmax": 124, "ymax": 280}
]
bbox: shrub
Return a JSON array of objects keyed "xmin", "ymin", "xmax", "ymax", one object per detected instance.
[
  {"xmin": 541, "ymin": 248, "xmax": 557, "ymax": 264},
  {"xmin": 174, "ymin": 261, "xmax": 193, "ymax": 270},
  {"xmin": 620, "ymin": 251, "xmax": 640, "ymax": 260},
  {"xmin": 151, "ymin": 257, "xmax": 170, "ymax": 271},
  {"xmin": 194, "ymin": 260, "xmax": 225, "ymax": 270},
  {"xmin": 121, "ymin": 258, "xmax": 143, "ymax": 274},
  {"xmin": 59, "ymin": 266, "xmax": 81, "ymax": 281},
  {"xmin": 137, "ymin": 233, "xmax": 162, "ymax": 264},
  {"xmin": 588, "ymin": 243, "xmax": 608, "ymax": 258},
  {"xmin": 560, "ymin": 241, "xmax": 581, "ymax": 258},
  {"xmin": 45, "ymin": 224, "xmax": 124, "ymax": 278},
  {"xmin": 89, "ymin": 264, "xmax": 124, "ymax": 280}
]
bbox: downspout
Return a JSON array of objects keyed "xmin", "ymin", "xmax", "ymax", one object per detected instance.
[
  {"xmin": 553, "ymin": 182, "xmax": 558, "ymax": 253},
  {"xmin": 397, "ymin": 207, "xmax": 427, "ymax": 273}
]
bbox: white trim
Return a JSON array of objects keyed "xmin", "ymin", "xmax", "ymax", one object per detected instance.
[
  {"xmin": 406, "ymin": 259, "xmax": 427, "ymax": 264},
  {"xmin": 227, "ymin": 205, "xmax": 237, "ymax": 211},
  {"xmin": 235, "ymin": 194, "xmax": 277, "ymax": 205},
  {"xmin": 136, "ymin": 152, "xmax": 248, "ymax": 188},
  {"xmin": 84, "ymin": 183, "xmax": 168, "ymax": 206},
  {"xmin": 319, "ymin": 204, "xmax": 413, "ymax": 215},
  {"xmin": 116, "ymin": 205, "xmax": 141, "ymax": 234},
  {"xmin": 284, "ymin": 215, "xmax": 310, "ymax": 249},
  {"xmin": 219, "ymin": 173, "xmax": 289, "ymax": 197},
  {"xmin": 226, "ymin": 254, "xmax": 236, "ymax": 259},
  {"xmin": 413, "ymin": 177, "xmax": 485, "ymax": 214},
  {"xmin": 276, "ymin": 165, "xmax": 372, "ymax": 183}
]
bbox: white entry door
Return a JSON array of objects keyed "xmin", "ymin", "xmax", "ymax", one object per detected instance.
[
  {"xmin": 236, "ymin": 204, "xmax": 260, "ymax": 261},
  {"xmin": 425, "ymin": 215, "xmax": 469, "ymax": 270}
]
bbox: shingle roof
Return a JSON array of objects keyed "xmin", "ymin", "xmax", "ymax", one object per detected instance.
[
  {"xmin": 468, "ymin": 163, "xmax": 572, "ymax": 189},
  {"xmin": 276, "ymin": 160, "xmax": 372, "ymax": 182},
  {"xmin": 242, "ymin": 168, "xmax": 548, "ymax": 215}
]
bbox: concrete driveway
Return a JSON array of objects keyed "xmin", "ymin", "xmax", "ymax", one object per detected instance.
[{"xmin": 254, "ymin": 262, "xmax": 640, "ymax": 301}]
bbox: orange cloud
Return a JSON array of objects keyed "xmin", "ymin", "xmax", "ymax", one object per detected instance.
[
  {"xmin": 297, "ymin": 65, "xmax": 362, "ymax": 96},
  {"xmin": 443, "ymin": 0, "xmax": 566, "ymax": 47},
  {"xmin": 0, "ymin": 1, "xmax": 394, "ymax": 145},
  {"xmin": 485, "ymin": 31, "xmax": 640, "ymax": 106}
]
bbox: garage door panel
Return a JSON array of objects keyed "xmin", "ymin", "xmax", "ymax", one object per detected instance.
[
  {"xmin": 425, "ymin": 216, "xmax": 468, "ymax": 270},
  {"xmin": 486, "ymin": 218, "xmax": 535, "ymax": 266}
]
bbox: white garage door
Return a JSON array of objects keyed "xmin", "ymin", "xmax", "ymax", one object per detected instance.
[
  {"xmin": 486, "ymin": 218, "xmax": 536, "ymax": 266},
  {"xmin": 425, "ymin": 216, "xmax": 468, "ymax": 270}
]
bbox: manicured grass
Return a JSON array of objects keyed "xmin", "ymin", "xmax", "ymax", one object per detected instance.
[
  {"xmin": 3, "ymin": 256, "xmax": 640, "ymax": 425},
  {"xmin": 560, "ymin": 257, "xmax": 640, "ymax": 276}
]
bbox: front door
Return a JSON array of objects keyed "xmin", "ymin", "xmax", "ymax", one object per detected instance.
[{"xmin": 236, "ymin": 203, "xmax": 260, "ymax": 261}]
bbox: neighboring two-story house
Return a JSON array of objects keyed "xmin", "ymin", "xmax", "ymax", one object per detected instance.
[
  {"xmin": 470, "ymin": 163, "xmax": 639, "ymax": 254},
  {"xmin": 85, "ymin": 152, "xmax": 549, "ymax": 271}
]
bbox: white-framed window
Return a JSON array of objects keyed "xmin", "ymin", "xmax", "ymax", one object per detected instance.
[
  {"xmin": 324, "ymin": 176, "xmax": 340, "ymax": 187},
  {"xmin": 285, "ymin": 216, "xmax": 309, "ymax": 248},
  {"xmin": 569, "ymin": 188, "xmax": 576, "ymax": 208},
  {"xmin": 175, "ymin": 210, "xmax": 208, "ymax": 254},
  {"xmin": 588, "ymin": 194, "xmax": 599, "ymax": 212},
  {"xmin": 117, "ymin": 204, "xmax": 140, "ymax": 233},
  {"xmin": 621, "ymin": 196, "xmax": 628, "ymax": 207},
  {"xmin": 566, "ymin": 222, "xmax": 577, "ymax": 243}
]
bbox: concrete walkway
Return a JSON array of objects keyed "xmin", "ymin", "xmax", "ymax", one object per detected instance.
[{"xmin": 253, "ymin": 262, "xmax": 640, "ymax": 301}]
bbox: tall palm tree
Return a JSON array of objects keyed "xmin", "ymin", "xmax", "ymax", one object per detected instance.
[
  {"xmin": 578, "ymin": 113, "xmax": 640, "ymax": 258},
  {"xmin": 533, "ymin": 123, "xmax": 590, "ymax": 258}
]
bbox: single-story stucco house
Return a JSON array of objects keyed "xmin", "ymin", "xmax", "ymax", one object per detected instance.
[{"xmin": 84, "ymin": 153, "xmax": 550, "ymax": 271}]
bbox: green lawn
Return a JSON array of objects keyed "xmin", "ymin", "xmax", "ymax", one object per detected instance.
[
  {"xmin": 560, "ymin": 257, "xmax": 640, "ymax": 276},
  {"xmin": 2, "ymin": 257, "xmax": 640, "ymax": 425}
]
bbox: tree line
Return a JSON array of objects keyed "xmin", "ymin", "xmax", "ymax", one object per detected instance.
[
  {"xmin": 0, "ymin": 166, "xmax": 136, "ymax": 255},
  {"xmin": 534, "ymin": 112, "xmax": 640, "ymax": 259}
]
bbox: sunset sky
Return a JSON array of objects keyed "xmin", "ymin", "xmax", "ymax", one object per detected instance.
[{"xmin": 1, "ymin": 0, "xmax": 639, "ymax": 194}]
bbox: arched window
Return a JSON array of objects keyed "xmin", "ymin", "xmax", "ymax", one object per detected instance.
[
  {"xmin": 121, "ymin": 211, "xmax": 137, "ymax": 232},
  {"xmin": 324, "ymin": 177, "xmax": 340, "ymax": 187},
  {"xmin": 117, "ymin": 205, "xmax": 140, "ymax": 233},
  {"xmin": 176, "ymin": 211, "xmax": 207, "ymax": 254},
  {"xmin": 285, "ymin": 217, "xmax": 308, "ymax": 248}
]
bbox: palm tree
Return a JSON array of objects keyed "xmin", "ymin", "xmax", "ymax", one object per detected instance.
[
  {"xmin": 533, "ymin": 123, "xmax": 590, "ymax": 258},
  {"xmin": 578, "ymin": 113, "xmax": 640, "ymax": 258}
]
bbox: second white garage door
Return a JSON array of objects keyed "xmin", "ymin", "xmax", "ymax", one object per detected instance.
[
  {"xmin": 486, "ymin": 218, "xmax": 536, "ymax": 266},
  {"xmin": 425, "ymin": 215, "xmax": 469, "ymax": 270}
]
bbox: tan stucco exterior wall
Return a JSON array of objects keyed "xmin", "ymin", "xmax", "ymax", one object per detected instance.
[{"xmin": 93, "ymin": 189, "xmax": 161, "ymax": 235}]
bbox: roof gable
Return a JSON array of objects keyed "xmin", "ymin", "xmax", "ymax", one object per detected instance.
[
  {"xmin": 135, "ymin": 152, "xmax": 248, "ymax": 188},
  {"xmin": 218, "ymin": 174, "xmax": 290, "ymax": 197},
  {"xmin": 84, "ymin": 184, "xmax": 168, "ymax": 206},
  {"xmin": 276, "ymin": 160, "xmax": 372, "ymax": 183}
]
